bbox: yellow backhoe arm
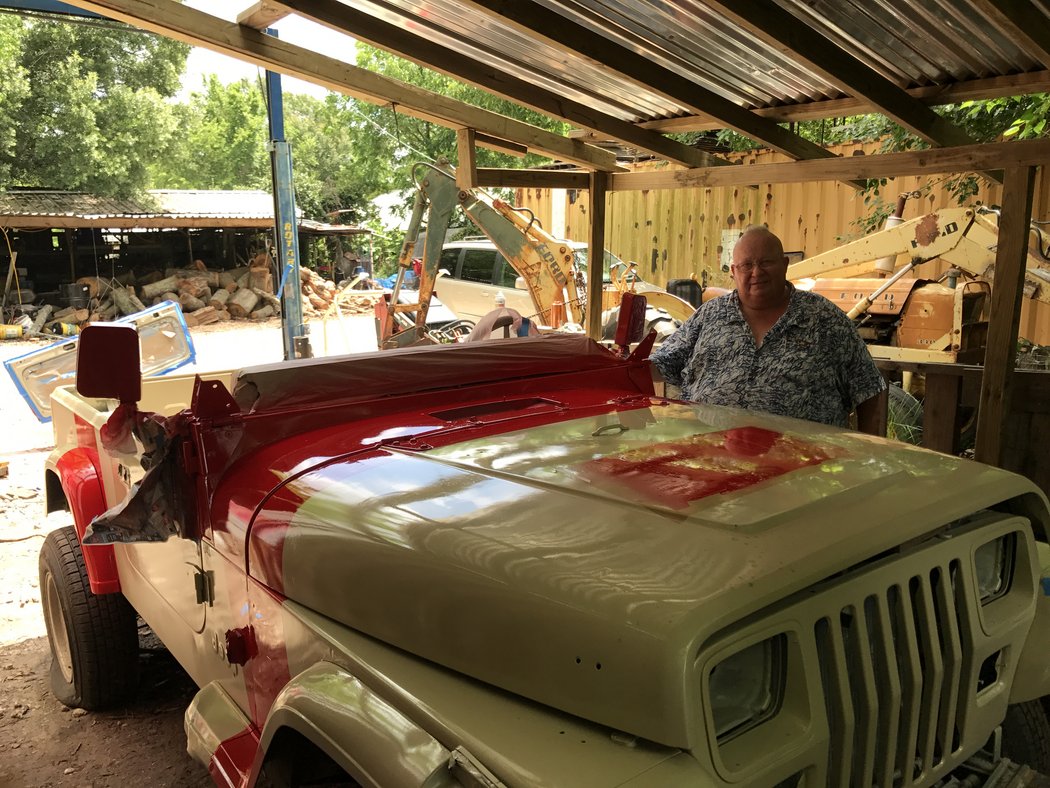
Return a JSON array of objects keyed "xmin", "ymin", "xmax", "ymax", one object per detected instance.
[{"xmin": 788, "ymin": 207, "xmax": 1050, "ymax": 305}]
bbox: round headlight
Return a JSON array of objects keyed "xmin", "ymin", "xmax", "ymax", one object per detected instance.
[{"xmin": 709, "ymin": 635, "xmax": 784, "ymax": 740}]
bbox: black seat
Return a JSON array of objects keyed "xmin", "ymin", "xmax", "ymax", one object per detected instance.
[{"xmin": 666, "ymin": 278, "xmax": 704, "ymax": 308}]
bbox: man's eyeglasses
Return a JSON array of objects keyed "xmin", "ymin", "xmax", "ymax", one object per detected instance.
[{"xmin": 734, "ymin": 259, "xmax": 786, "ymax": 273}]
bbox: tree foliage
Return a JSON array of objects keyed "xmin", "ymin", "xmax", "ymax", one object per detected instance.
[
  {"xmin": 151, "ymin": 75, "xmax": 270, "ymax": 190},
  {"xmin": 347, "ymin": 46, "xmax": 570, "ymax": 193},
  {"xmin": 0, "ymin": 14, "xmax": 188, "ymax": 196}
]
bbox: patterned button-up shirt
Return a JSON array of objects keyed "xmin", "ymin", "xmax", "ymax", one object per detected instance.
[{"xmin": 650, "ymin": 287, "xmax": 886, "ymax": 427}]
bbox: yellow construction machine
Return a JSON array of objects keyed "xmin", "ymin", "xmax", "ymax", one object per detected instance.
[
  {"xmin": 377, "ymin": 163, "xmax": 698, "ymax": 349},
  {"xmin": 788, "ymin": 206, "xmax": 1050, "ymax": 363}
]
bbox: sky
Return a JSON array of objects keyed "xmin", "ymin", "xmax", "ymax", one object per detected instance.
[{"xmin": 179, "ymin": 2, "xmax": 354, "ymax": 99}]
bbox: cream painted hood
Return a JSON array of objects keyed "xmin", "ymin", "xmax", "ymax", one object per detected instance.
[{"xmin": 260, "ymin": 400, "xmax": 1044, "ymax": 747}]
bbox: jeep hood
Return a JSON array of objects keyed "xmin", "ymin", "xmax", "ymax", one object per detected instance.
[{"xmin": 253, "ymin": 401, "xmax": 1038, "ymax": 747}]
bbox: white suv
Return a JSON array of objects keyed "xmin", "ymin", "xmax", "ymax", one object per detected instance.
[{"xmin": 435, "ymin": 238, "xmax": 646, "ymax": 324}]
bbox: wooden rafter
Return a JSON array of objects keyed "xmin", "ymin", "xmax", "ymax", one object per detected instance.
[
  {"xmin": 703, "ymin": 0, "xmax": 977, "ymax": 150},
  {"xmin": 971, "ymin": 1, "xmax": 1050, "ymax": 68},
  {"xmin": 623, "ymin": 70, "xmax": 1050, "ymax": 134},
  {"xmin": 454, "ymin": 0, "xmax": 834, "ymax": 163},
  {"xmin": 604, "ymin": 138, "xmax": 1050, "ymax": 190},
  {"xmin": 236, "ymin": 1, "xmax": 289, "ymax": 30},
  {"xmin": 269, "ymin": 0, "xmax": 729, "ymax": 169},
  {"xmin": 59, "ymin": 0, "xmax": 621, "ymax": 172}
]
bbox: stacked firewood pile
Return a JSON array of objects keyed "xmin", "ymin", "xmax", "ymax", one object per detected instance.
[
  {"xmin": 1, "ymin": 253, "xmax": 383, "ymax": 339},
  {"xmin": 298, "ymin": 266, "xmax": 382, "ymax": 317},
  {"xmin": 126, "ymin": 252, "xmax": 283, "ymax": 327}
]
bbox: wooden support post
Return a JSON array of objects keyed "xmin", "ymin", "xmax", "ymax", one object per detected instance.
[
  {"xmin": 858, "ymin": 387, "xmax": 888, "ymax": 438},
  {"xmin": 65, "ymin": 229, "xmax": 76, "ymax": 281},
  {"xmin": 456, "ymin": 128, "xmax": 478, "ymax": 191},
  {"xmin": 974, "ymin": 165, "xmax": 1037, "ymax": 465},
  {"xmin": 923, "ymin": 373, "xmax": 962, "ymax": 454},
  {"xmin": 587, "ymin": 171, "xmax": 608, "ymax": 341}
]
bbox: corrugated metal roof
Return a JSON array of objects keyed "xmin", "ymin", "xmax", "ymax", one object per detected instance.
[
  {"xmin": 0, "ymin": 189, "xmax": 277, "ymax": 221},
  {"xmin": 334, "ymin": 0, "xmax": 1050, "ymax": 121}
]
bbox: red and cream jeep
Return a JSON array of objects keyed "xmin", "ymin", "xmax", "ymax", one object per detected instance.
[{"xmin": 40, "ymin": 325, "xmax": 1050, "ymax": 787}]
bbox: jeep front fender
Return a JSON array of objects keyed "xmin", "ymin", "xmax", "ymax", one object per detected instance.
[
  {"xmin": 51, "ymin": 448, "xmax": 120, "ymax": 594},
  {"xmin": 255, "ymin": 661, "xmax": 458, "ymax": 788}
]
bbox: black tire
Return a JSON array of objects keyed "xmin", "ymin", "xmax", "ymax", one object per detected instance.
[
  {"xmin": 1001, "ymin": 699, "xmax": 1050, "ymax": 773},
  {"xmin": 38, "ymin": 525, "xmax": 139, "ymax": 710}
]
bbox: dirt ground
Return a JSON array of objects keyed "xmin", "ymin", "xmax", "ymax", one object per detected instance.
[{"xmin": 0, "ymin": 315, "xmax": 375, "ymax": 788}]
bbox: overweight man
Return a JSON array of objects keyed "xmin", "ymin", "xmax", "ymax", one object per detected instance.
[{"xmin": 650, "ymin": 226, "xmax": 886, "ymax": 429}]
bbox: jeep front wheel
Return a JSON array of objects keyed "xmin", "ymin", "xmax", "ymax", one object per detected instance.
[
  {"xmin": 39, "ymin": 526, "xmax": 139, "ymax": 709},
  {"xmin": 1001, "ymin": 699, "xmax": 1050, "ymax": 774}
]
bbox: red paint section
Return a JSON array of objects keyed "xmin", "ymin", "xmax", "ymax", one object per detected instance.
[
  {"xmin": 245, "ymin": 489, "xmax": 305, "ymax": 596},
  {"xmin": 208, "ymin": 725, "xmax": 259, "ymax": 788},
  {"xmin": 244, "ymin": 582, "xmax": 293, "ymax": 730},
  {"xmin": 582, "ymin": 427, "xmax": 834, "ymax": 510},
  {"xmin": 55, "ymin": 448, "xmax": 121, "ymax": 594},
  {"xmin": 73, "ymin": 413, "xmax": 97, "ymax": 450}
]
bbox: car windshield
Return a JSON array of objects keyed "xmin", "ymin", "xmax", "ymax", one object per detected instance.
[{"xmin": 572, "ymin": 247, "xmax": 640, "ymax": 283}]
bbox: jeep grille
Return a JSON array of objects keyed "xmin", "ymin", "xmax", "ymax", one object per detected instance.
[{"xmin": 814, "ymin": 560, "xmax": 968, "ymax": 787}]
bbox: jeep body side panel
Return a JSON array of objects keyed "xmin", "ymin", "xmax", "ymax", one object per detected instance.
[{"xmin": 47, "ymin": 336, "xmax": 1050, "ymax": 787}]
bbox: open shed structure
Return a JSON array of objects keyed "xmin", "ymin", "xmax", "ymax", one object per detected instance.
[
  {"xmin": 0, "ymin": 189, "xmax": 371, "ymax": 299},
  {"xmin": 19, "ymin": 0, "xmax": 1050, "ymax": 485}
]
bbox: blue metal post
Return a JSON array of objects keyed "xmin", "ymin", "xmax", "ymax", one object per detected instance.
[{"xmin": 264, "ymin": 32, "xmax": 308, "ymax": 360}]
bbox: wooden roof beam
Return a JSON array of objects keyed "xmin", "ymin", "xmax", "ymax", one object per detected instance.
[
  {"xmin": 703, "ymin": 0, "xmax": 978, "ymax": 150},
  {"xmin": 455, "ymin": 0, "xmax": 835, "ymax": 164},
  {"xmin": 60, "ymin": 0, "xmax": 620, "ymax": 172},
  {"xmin": 626, "ymin": 70, "xmax": 1050, "ymax": 134},
  {"xmin": 607, "ymin": 138, "xmax": 1050, "ymax": 190},
  {"xmin": 270, "ymin": 0, "xmax": 728, "ymax": 169}
]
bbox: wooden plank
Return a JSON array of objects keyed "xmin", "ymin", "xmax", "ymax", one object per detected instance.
[
  {"xmin": 476, "ymin": 169, "xmax": 590, "ymax": 189},
  {"xmin": 236, "ymin": 1, "xmax": 289, "ymax": 30},
  {"xmin": 975, "ymin": 166, "xmax": 1037, "ymax": 465},
  {"xmin": 456, "ymin": 0, "xmax": 837, "ymax": 165},
  {"xmin": 922, "ymin": 374, "xmax": 961, "ymax": 455},
  {"xmin": 609, "ymin": 139, "xmax": 1050, "ymax": 190},
  {"xmin": 634, "ymin": 71, "xmax": 1050, "ymax": 132},
  {"xmin": 456, "ymin": 128, "xmax": 478, "ymax": 191},
  {"xmin": 587, "ymin": 172, "xmax": 608, "ymax": 340},
  {"xmin": 474, "ymin": 133, "xmax": 527, "ymax": 158},
  {"xmin": 858, "ymin": 387, "xmax": 888, "ymax": 438},
  {"xmin": 1012, "ymin": 413, "xmax": 1050, "ymax": 496},
  {"xmin": 271, "ymin": 0, "xmax": 724, "ymax": 169},
  {"xmin": 61, "ymin": 0, "xmax": 621, "ymax": 172},
  {"xmin": 703, "ymin": 1, "xmax": 977, "ymax": 150}
]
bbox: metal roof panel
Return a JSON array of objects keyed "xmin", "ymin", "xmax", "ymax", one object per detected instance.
[{"xmin": 334, "ymin": 0, "xmax": 1050, "ymax": 125}]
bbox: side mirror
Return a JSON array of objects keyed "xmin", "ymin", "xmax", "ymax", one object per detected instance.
[
  {"xmin": 77, "ymin": 324, "xmax": 141, "ymax": 404},
  {"xmin": 614, "ymin": 291, "xmax": 647, "ymax": 348},
  {"xmin": 514, "ymin": 276, "xmax": 528, "ymax": 291}
]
